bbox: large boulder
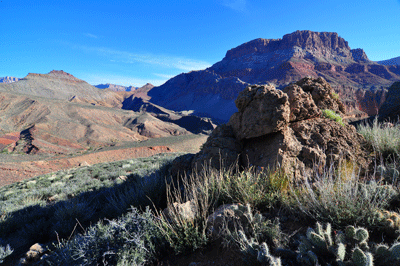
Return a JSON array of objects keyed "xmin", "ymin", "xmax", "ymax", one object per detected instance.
[
  {"xmin": 192, "ymin": 124, "xmax": 242, "ymax": 170},
  {"xmin": 192, "ymin": 77, "xmax": 369, "ymax": 180},
  {"xmin": 228, "ymin": 84, "xmax": 290, "ymax": 140},
  {"xmin": 378, "ymin": 81, "xmax": 400, "ymax": 121},
  {"xmin": 241, "ymin": 127, "xmax": 305, "ymax": 177}
]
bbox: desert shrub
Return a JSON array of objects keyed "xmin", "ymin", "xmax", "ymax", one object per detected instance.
[
  {"xmin": 155, "ymin": 172, "xmax": 211, "ymax": 255},
  {"xmin": 290, "ymin": 162, "xmax": 398, "ymax": 228},
  {"xmin": 357, "ymin": 117, "xmax": 400, "ymax": 158},
  {"xmin": 322, "ymin": 109, "xmax": 345, "ymax": 126},
  {"xmin": 0, "ymin": 244, "xmax": 13, "ymax": 263},
  {"xmin": 331, "ymin": 91, "xmax": 340, "ymax": 100},
  {"xmin": 43, "ymin": 207, "xmax": 163, "ymax": 266},
  {"xmin": 154, "ymin": 163, "xmax": 289, "ymax": 255},
  {"xmin": 0, "ymin": 154, "xmax": 179, "ymax": 261},
  {"xmin": 214, "ymin": 166, "xmax": 289, "ymax": 211}
]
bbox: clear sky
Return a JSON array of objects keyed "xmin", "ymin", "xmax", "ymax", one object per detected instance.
[{"xmin": 1, "ymin": 0, "xmax": 400, "ymax": 87}]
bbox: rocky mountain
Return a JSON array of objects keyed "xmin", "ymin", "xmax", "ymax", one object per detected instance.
[
  {"xmin": 148, "ymin": 30, "xmax": 400, "ymax": 122},
  {"xmin": 0, "ymin": 76, "xmax": 20, "ymax": 83},
  {"xmin": 0, "ymin": 71, "xmax": 215, "ymax": 155},
  {"xmin": 378, "ymin": 56, "xmax": 400, "ymax": 66},
  {"xmin": 0, "ymin": 70, "xmax": 117, "ymax": 103},
  {"xmin": 95, "ymin": 83, "xmax": 154, "ymax": 92}
]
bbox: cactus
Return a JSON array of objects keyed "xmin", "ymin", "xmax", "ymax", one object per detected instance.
[
  {"xmin": 257, "ymin": 242, "xmax": 282, "ymax": 266},
  {"xmin": 294, "ymin": 222, "xmax": 374, "ymax": 266},
  {"xmin": 297, "ymin": 222, "xmax": 344, "ymax": 265},
  {"xmin": 374, "ymin": 210, "xmax": 400, "ymax": 236},
  {"xmin": 355, "ymin": 227, "xmax": 369, "ymax": 243},
  {"xmin": 238, "ymin": 230, "xmax": 281, "ymax": 266},
  {"xmin": 352, "ymin": 247, "xmax": 373, "ymax": 266},
  {"xmin": 374, "ymin": 242, "xmax": 400, "ymax": 264}
]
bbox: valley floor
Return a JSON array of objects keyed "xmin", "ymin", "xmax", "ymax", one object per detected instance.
[{"xmin": 0, "ymin": 134, "xmax": 208, "ymax": 187}]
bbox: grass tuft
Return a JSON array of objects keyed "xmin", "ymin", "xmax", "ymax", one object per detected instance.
[
  {"xmin": 322, "ymin": 109, "xmax": 345, "ymax": 126},
  {"xmin": 357, "ymin": 117, "xmax": 400, "ymax": 158}
]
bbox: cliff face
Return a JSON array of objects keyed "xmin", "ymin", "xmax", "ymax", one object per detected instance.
[{"xmin": 148, "ymin": 30, "xmax": 400, "ymax": 121}]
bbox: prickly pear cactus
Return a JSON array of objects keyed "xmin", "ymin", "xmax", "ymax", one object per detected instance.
[
  {"xmin": 295, "ymin": 222, "xmax": 373, "ymax": 266},
  {"xmin": 374, "ymin": 210, "xmax": 400, "ymax": 236},
  {"xmin": 352, "ymin": 247, "xmax": 373, "ymax": 266},
  {"xmin": 374, "ymin": 242, "xmax": 400, "ymax": 265},
  {"xmin": 238, "ymin": 230, "xmax": 281, "ymax": 266}
]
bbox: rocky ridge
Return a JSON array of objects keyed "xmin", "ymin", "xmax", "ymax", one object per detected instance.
[
  {"xmin": 189, "ymin": 77, "xmax": 369, "ymax": 179},
  {"xmin": 0, "ymin": 76, "xmax": 20, "ymax": 83},
  {"xmin": 0, "ymin": 70, "xmax": 116, "ymax": 104},
  {"xmin": 148, "ymin": 30, "xmax": 400, "ymax": 122},
  {"xmin": 95, "ymin": 83, "xmax": 154, "ymax": 92},
  {"xmin": 378, "ymin": 56, "xmax": 400, "ymax": 66}
]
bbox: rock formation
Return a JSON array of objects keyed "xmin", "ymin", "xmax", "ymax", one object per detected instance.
[
  {"xmin": 378, "ymin": 81, "xmax": 400, "ymax": 121},
  {"xmin": 148, "ymin": 30, "xmax": 400, "ymax": 122},
  {"xmin": 0, "ymin": 76, "xmax": 20, "ymax": 83},
  {"xmin": 191, "ymin": 77, "xmax": 369, "ymax": 179}
]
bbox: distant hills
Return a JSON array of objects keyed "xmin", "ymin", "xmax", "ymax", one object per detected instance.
[
  {"xmin": 0, "ymin": 71, "xmax": 214, "ymax": 155},
  {"xmin": 148, "ymin": 30, "xmax": 400, "ymax": 121},
  {"xmin": 0, "ymin": 76, "xmax": 20, "ymax": 83},
  {"xmin": 95, "ymin": 83, "xmax": 154, "ymax": 92},
  {"xmin": 378, "ymin": 56, "xmax": 400, "ymax": 66},
  {"xmin": 0, "ymin": 70, "xmax": 116, "ymax": 103}
]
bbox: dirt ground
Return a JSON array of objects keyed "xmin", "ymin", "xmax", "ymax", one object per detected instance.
[{"xmin": 0, "ymin": 134, "xmax": 208, "ymax": 187}]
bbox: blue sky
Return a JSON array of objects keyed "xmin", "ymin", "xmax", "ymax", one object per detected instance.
[{"xmin": 1, "ymin": 0, "xmax": 400, "ymax": 86}]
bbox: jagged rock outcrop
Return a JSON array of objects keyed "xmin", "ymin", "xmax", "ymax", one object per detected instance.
[
  {"xmin": 378, "ymin": 81, "xmax": 400, "ymax": 121},
  {"xmin": 191, "ymin": 77, "xmax": 369, "ymax": 179},
  {"xmin": 148, "ymin": 30, "xmax": 400, "ymax": 122}
]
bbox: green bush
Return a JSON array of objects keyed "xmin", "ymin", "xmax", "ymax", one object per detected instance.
[{"xmin": 322, "ymin": 109, "xmax": 345, "ymax": 126}]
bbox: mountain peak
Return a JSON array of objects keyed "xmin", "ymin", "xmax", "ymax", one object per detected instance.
[
  {"xmin": 281, "ymin": 30, "xmax": 349, "ymax": 50},
  {"xmin": 224, "ymin": 30, "xmax": 353, "ymax": 63},
  {"xmin": 48, "ymin": 70, "xmax": 73, "ymax": 76},
  {"xmin": 149, "ymin": 30, "xmax": 400, "ymax": 122}
]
